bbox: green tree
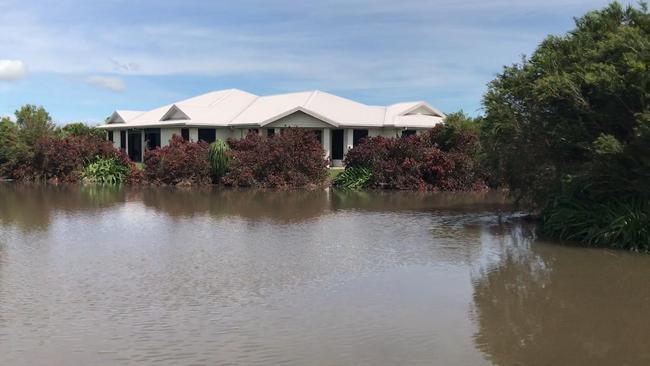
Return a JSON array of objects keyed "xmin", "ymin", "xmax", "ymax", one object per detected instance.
[
  {"xmin": 0, "ymin": 117, "xmax": 29, "ymax": 175},
  {"xmin": 482, "ymin": 2, "xmax": 649, "ymax": 205},
  {"xmin": 481, "ymin": 2, "xmax": 649, "ymax": 249},
  {"xmin": 58, "ymin": 122, "xmax": 105, "ymax": 139},
  {"xmin": 15, "ymin": 104, "xmax": 55, "ymax": 146}
]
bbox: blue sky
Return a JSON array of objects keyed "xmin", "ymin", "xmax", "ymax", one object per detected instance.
[{"xmin": 0, "ymin": 0, "xmax": 616, "ymax": 124}]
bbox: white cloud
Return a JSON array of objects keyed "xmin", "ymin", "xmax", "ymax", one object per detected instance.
[
  {"xmin": 85, "ymin": 75, "xmax": 126, "ymax": 92},
  {"xmin": 0, "ymin": 59, "xmax": 28, "ymax": 81}
]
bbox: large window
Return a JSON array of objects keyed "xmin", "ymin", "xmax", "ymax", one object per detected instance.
[
  {"xmin": 353, "ymin": 129, "xmax": 368, "ymax": 145},
  {"xmin": 401, "ymin": 129, "xmax": 417, "ymax": 137},
  {"xmin": 267, "ymin": 128, "xmax": 275, "ymax": 137},
  {"xmin": 331, "ymin": 129, "xmax": 344, "ymax": 160},
  {"xmin": 128, "ymin": 131, "xmax": 142, "ymax": 162},
  {"xmin": 107, "ymin": 130, "xmax": 114, "ymax": 142},
  {"xmin": 198, "ymin": 128, "xmax": 216, "ymax": 143},
  {"xmin": 181, "ymin": 128, "xmax": 190, "ymax": 141},
  {"xmin": 144, "ymin": 128, "xmax": 161, "ymax": 150}
]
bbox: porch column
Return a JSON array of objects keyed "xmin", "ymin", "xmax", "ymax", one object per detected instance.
[
  {"xmin": 343, "ymin": 128, "xmax": 354, "ymax": 156},
  {"xmin": 322, "ymin": 128, "xmax": 331, "ymax": 160},
  {"xmin": 113, "ymin": 129, "xmax": 121, "ymax": 149},
  {"xmin": 141, "ymin": 131, "xmax": 145, "ymax": 161},
  {"xmin": 189, "ymin": 128, "xmax": 198, "ymax": 142}
]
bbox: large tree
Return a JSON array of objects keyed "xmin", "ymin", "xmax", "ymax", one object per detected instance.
[
  {"xmin": 481, "ymin": 2, "xmax": 649, "ymax": 206},
  {"xmin": 15, "ymin": 104, "xmax": 56, "ymax": 146}
]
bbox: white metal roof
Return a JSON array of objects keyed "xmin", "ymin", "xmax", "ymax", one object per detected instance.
[{"xmin": 101, "ymin": 89, "xmax": 445, "ymax": 129}]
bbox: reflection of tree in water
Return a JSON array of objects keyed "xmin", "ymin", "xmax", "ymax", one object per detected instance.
[
  {"xmin": 0, "ymin": 184, "xmax": 125, "ymax": 232},
  {"xmin": 471, "ymin": 227, "xmax": 650, "ymax": 365},
  {"xmin": 331, "ymin": 189, "xmax": 510, "ymax": 213}
]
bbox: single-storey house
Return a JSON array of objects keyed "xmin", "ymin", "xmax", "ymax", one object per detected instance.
[{"xmin": 98, "ymin": 89, "xmax": 445, "ymax": 165}]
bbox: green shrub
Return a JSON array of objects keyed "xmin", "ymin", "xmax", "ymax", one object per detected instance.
[
  {"xmin": 208, "ymin": 139, "xmax": 230, "ymax": 183},
  {"xmin": 540, "ymin": 195, "xmax": 649, "ymax": 252},
  {"xmin": 332, "ymin": 166, "xmax": 372, "ymax": 189},
  {"xmin": 81, "ymin": 157, "xmax": 130, "ymax": 185}
]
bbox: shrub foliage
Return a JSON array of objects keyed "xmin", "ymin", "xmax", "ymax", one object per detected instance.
[
  {"xmin": 343, "ymin": 127, "xmax": 486, "ymax": 191},
  {"xmin": 81, "ymin": 157, "xmax": 130, "ymax": 185},
  {"xmin": 10, "ymin": 135, "xmax": 139, "ymax": 184},
  {"xmin": 223, "ymin": 129, "xmax": 328, "ymax": 188},
  {"xmin": 144, "ymin": 135, "xmax": 211, "ymax": 185},
  {"xmin": 331, "ymin": 166, "xmax": 373, "ymax": 189}
]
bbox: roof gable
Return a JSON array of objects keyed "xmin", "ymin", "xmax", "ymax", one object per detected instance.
[
  {"xmin": 264, "ymin": 109, "xmax": 338, "ymax": 128},
  {"xmin": 400, "ymin": 103, "xmax": 444, "ymax": 118},
  {"xmin": 160, "ymin": 105, "xmax": 190, "ymax": 121},
  {"xmin": 106, "ymin": 110, "xmax": 144, "ymax": 124}
]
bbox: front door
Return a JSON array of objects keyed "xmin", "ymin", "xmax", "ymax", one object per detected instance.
[
  {"xmin": 128, "ymin": 130, "xmax": 142, "ymax": 162},
  {"xmin": 331, "ymin": 129, "xmax": 344, "ymax": 160}
]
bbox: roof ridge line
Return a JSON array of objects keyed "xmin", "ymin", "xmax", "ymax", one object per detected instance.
[
  {"xmin": 227, "ymin": 95, "xmax": 260, "ymax": 124},
  {"xmin": 207, "ymin": 88, "xmax": 235, "ymax": 107},
  {"xmin": 303, "ymin": 90, "xmax": 318, "ymax": 108}
]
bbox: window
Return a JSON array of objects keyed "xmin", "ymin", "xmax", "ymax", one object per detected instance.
[
  {"xmin": 267, "ymin": 128, "xmax": 275, "ymax": 137},
  {"xmin": 353, "ymin": 129, "xmax": 368, "ymax": 145},
  {"xmin": 181, "ymin": 128, "xmax": 190, "ymax": 141},
  {"xmin": 198, "ymin": 128, "xmax": 216, "ymax": 143},
  {"xmin": 120, "ymin": 131, "xmax": 126, "ymax": 150},
  {"xmin": 107, "ymin": 131, "xmax": 114, "ymax": 142},
  {"xmin": 401, "ymin": 129, "xmax": 417, "ymax": 137},
  {"xmin": 247, "ymin": 128, "xmax": 259, "ymax": 136},
  {"xmin": 331, "ymin": 129, "xmax": 344, "ymax": 160},
  {"xmin": 144, "ymin": 128, "xmax": 161, "ymax": 150}
]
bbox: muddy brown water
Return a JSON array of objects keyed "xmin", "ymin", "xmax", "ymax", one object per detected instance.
[{"xmin": 0, "ymin": 184, "xmax": 648, "ymax": 365}]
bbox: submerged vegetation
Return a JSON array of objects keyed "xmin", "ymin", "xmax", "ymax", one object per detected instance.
[{"xmin": 332, "ymin": 166, "xmax": 373, "ymax": 189}]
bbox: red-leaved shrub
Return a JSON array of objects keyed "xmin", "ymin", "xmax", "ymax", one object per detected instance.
[
  {"xmin": 344, "ymin": 130, "xmax": 486, "ymax": 191},
  {"xmin": 15, "ymin": 135, "xmax": 139, "ymax": 184},
  {"xmin": 144, "ymin": 135, "xmax": 211, "ymax": 185},
  {"xmin": 223, "ymin": 129, "xmax": 328, "ymax": 188}
]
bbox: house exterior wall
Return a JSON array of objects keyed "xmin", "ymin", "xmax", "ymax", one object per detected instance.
[
  {"xmin": 189, "ymin": 128, "xmax": 198, "ymax": 142},
  {"xmin": 216, "ymin": 128, "xmax": 232, "ymax": 140},
  {"xmin": 161, "ymin": 128, "xmax": 181, "ymax": 146}
]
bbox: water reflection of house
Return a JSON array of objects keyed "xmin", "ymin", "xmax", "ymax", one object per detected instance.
[{"xmin": 98, "ymin": 89, "xmax": 445, "ymax": 165}]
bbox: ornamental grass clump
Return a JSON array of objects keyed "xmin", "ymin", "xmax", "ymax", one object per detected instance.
[{"xmin": 208, "ymin": 139, "xmax": 230, "ymax": 183}]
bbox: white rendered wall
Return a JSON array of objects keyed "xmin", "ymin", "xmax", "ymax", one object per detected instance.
[
  {"xmin": 215, "ymin": 128, "xmax": 232, "ymax": 141},
  {"xmin": 189, "ymin": 128, "xmax": 198, "ymax": 142},
  {"xmin": 161, "ymin": 128, "xmax": 181, "ymax": 146},
  {"xmin": 322, "ymin": 128, "xmax": 331, "ymax": 160},
  {"xmin": 112, "ymin": 129, "xmax": 121, "ymax": 149}
]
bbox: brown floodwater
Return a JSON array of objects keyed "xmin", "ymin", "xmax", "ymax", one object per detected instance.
[{"xmin": 0, "ymin": 183, "xmax": 648, "ymax": 365}]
